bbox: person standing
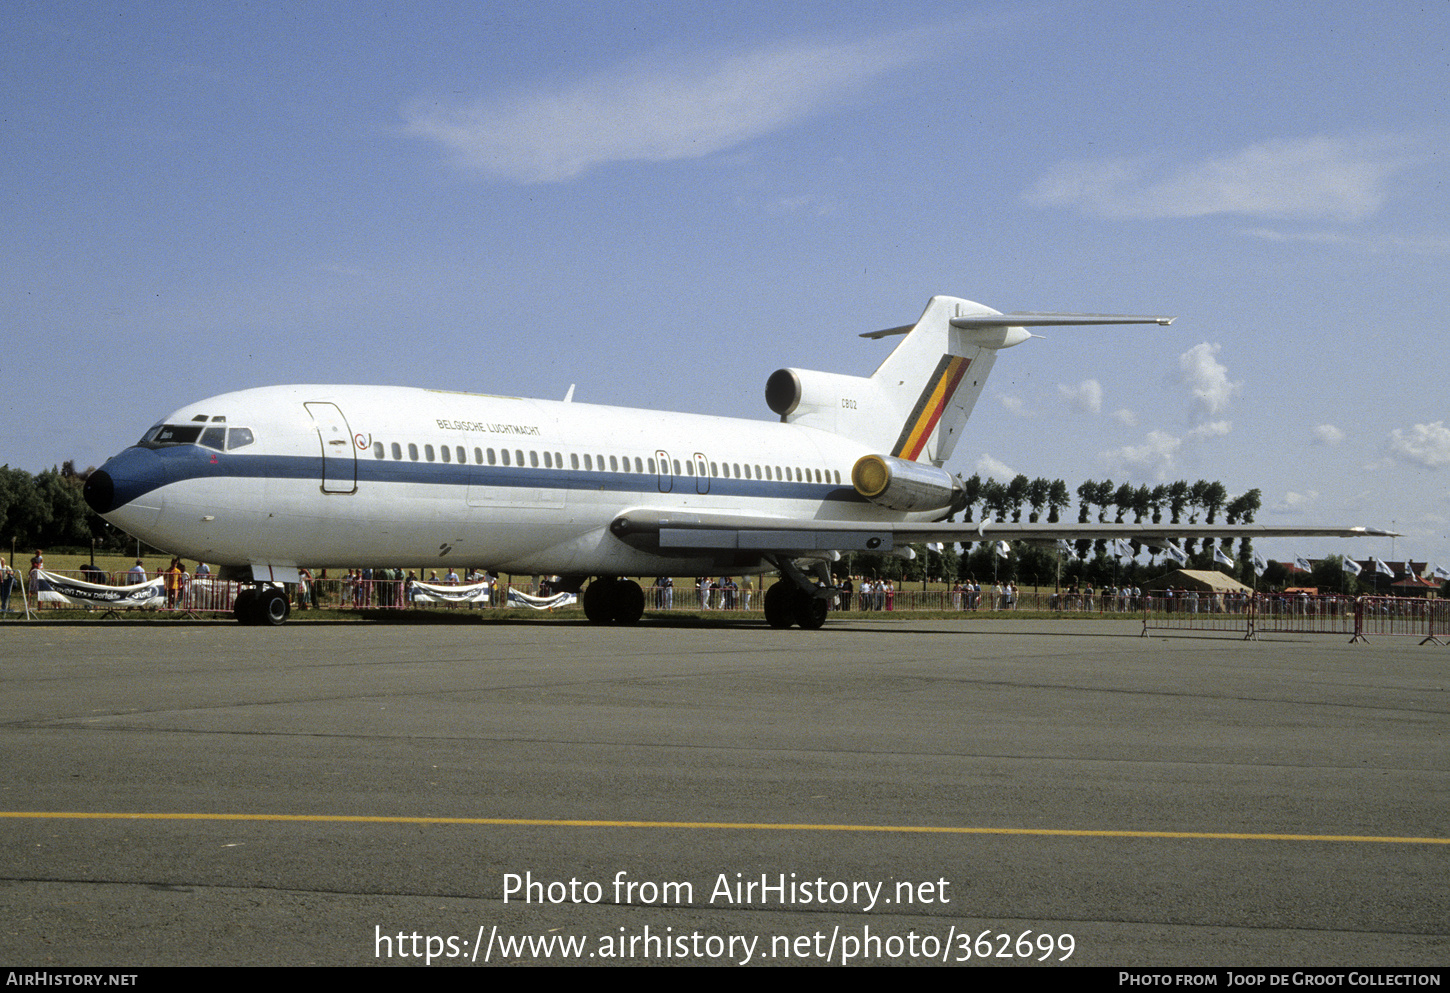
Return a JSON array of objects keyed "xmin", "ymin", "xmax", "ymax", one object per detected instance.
[{"xmin": 0, "ymin": 557, "xmax": 14, "ymax": 614}]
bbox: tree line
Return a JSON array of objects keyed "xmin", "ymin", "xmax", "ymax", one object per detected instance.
[
  {"xmin": 840, "ymin": 475, "xmax": 1264, "ymax": 588},
  {"xmin": 0, "ymin": 462, "xmax": 136, "ymax": 554}
]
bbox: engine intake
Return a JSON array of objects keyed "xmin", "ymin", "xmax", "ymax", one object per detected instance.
[{"xmin": 851, "ymin": 454, "xmax": 962, "ymax": 513}]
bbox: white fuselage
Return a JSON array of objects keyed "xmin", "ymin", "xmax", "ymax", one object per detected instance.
[{"xmin": 97, "ymin": 384, "xmax": 931, "ymax": 577}]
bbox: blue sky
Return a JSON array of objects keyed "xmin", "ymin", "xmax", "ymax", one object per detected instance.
[{"xmin": 4, "ymin": 1, "xmax": 1446, "ymax": 566}]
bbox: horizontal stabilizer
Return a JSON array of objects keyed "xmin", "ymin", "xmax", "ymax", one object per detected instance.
[{"xmin": 862, "ymin": 313, "xmax": 1173, "ymax": 339}]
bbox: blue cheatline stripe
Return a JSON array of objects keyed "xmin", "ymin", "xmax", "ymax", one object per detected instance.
[{"xmin": 106, "ymin": 446, "xmax": 866, "ymax": 506}]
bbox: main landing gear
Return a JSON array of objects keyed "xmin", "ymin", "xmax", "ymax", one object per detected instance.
[
  {"xmin": 582, "ymin": 577, "xmax": 645, "ymax": 624},
  {"xmin": 233, "ymin": 585, "xmax": 291, "ymax": 626},
  {"xmin": 763, "ymin": 580, "xmax": 829, "ymax": 630},
  {"xmin": 763, "ymin": 555, "xmax": 836, "ymax": 630}
]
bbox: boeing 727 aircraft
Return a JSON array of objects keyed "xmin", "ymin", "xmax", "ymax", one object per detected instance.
[{"xmin": 84, "ymin": 295, "xmax": 1389, "ymax": 626}]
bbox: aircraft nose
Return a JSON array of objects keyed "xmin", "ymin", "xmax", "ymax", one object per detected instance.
[{"xmin": 84, "ymin": 469, "xmax": 115, "ymax": 514}]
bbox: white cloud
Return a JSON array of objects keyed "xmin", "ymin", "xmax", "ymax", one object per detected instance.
[
  {"xmin": 1101, "ymin": 430, "xmax": 1182, "ymax": 477},
  {"xmin": 999, "ymin": 394, "xmax": 1033, "ymax": 417},
  {"xmin": 1240, "ymin": 227, "xmax": 1450, "ymax": 255},
  {"xmin": 976, "ymin": 453, "xmax": 1017, "ymax": 480},
  {"xmin": 404, "ymin": 30, "xmax": 928, "ymax": 183},
  {"xmin": 1057, "ymin": 378, "xmax": 1103, "ymax": 414},
  {"xmin": 1025, "ymin": 135, "xmax": 1422, "ymax": 222},
  {"xmin": 1112, "ymin": 408, "xmax": 1137, "ymax": 427},
  {"xmin": 1179, "ymin": 343, "xmax": 1241, "ymax": 415},
  {"xmin": 1186, "ymin": 420, "xmax": 1232, "ymax": 440},
  {"xmin": 1273, "ymin": 490, "xmax": 1321, "ymax": 514},
  {"xmin": 1312, "ymin": 423, "xmax": 1345, "ymax": 446},
  {"xmin": 1389, "ymin": 421, "xmax": 1450, "ymax": 468},
  {"xmin": 1101, "ymin": 421, "xmax": 1232, "ymax": 478}
]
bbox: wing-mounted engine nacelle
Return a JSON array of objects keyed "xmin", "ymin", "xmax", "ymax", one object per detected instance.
[{"xmin": 851, "ymin": 454, "xmax": 963, "ymax": 513}]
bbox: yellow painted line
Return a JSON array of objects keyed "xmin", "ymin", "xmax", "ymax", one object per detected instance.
[{"xmin": 1, "ymin": 811, "xmax": 1446, "ymax": 845}]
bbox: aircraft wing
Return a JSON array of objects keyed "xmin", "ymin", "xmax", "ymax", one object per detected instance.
[{"xmin": 609, "ymin": 510, "xmax": 1396, "ymax": 556}]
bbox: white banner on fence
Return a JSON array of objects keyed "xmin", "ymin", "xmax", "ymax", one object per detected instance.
[
  {"xmin": 35, "ymin": 569, "xmax": 165, "ymax": 608},
  {"xmin": 507, "ymin": 587, "xmax": 577, "ymax": 610},
  {"xmin": 411, "ymin": 580, "xmax": 494, "ymax": 604}
]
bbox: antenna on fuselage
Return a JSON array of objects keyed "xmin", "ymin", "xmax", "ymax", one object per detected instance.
[{"xmin": 563, "ymin": 384, "xmax": 576, "ymax": 403}]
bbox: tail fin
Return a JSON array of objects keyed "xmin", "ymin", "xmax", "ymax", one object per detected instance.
[
  {"xmin": 768, "ymin": 295, "xmax": 1172, "ymax": 465},
  {"xmin": 766, "ymin": 295, "xmax": 1007, "ymax": 464},
  {"xmin": 868, "ymin": 295, "xmax": 1006, "ymax": 466}
]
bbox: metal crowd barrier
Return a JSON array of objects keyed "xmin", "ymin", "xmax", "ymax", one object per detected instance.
[
  {"xmin": 1355, "ymin": 596, "xmax": 1450, "ymax": 645},
  {"xmin": 1142, "ymin": 593, "xmax": 1444, "ymax": 644},
  {"xmin": 21, "ymin": 571, "xmax": 1444, "ymax": 640}
]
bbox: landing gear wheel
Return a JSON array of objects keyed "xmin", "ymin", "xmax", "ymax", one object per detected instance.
[
  {"xmin": 764, "ymin": 581, "xmax": 795, "ymax": 629},
  {"xmin": 258, "ymin": 589, "xmax": 291, "ymax": 626},
  {"xmin": 613, "ymin": 580, "xmax": 644, "ymax": 624},
  {"xmin": 793, "ymin": 589, "xmax": 828, "ymax": 630},
  {"xmin": 583, "ymin": 578, "xmax": 644, "ymax": 624},
  {"xmin": 233, "ymin": 589, "xmax": 258, "ymax": 625},
  {"xmin": 583, "ymin": 578, "xmax": 616, "ymax": 624}
]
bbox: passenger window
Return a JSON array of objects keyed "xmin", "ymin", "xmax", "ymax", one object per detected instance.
[
  {"xmin": 530, "ymin": 451, "xmax": 539, "ymax": 468},
  {"xmin": 372, "ymin": 441, "xmax": 384, "ymax": 459},
  {"xmin": 441, "ymin": 445, "xmax": 451, "ymax": 463},
  {"xmin": 408, "ymin": 443, "xmax": 419, "ymax": 461},
  {"xmin": 516, "ymin": 449, "xmax": 524, "ymax": 466},
  {"xmin": 487, "ymin": 448, "xmax": 496, "ymax": 465},
  {"xmin": 425, "ymin": 445, "xmax": 435, "ymax": 461},
  {"xmin": 710, "ymin": 461, "xmax": 718, "ymax": 476},
  {"xmin": 501, "ymin": 449, "xmax": 511, "ymax": 466},
  {"xmin": 648, "ymin": 458, "xmax": 656, "ymax": 473},
  {"xmin": 634, "ymin": 457, "xmax": 643, "ymax": 473},
  {"xmin": 609, "ymin": 456, "xmax": 618, "ymax": 472},
  {"xmin": 544, "ymin": 451, "xmax": 553, "ymax": 469},
  {"xmin": 474, "ymin": 447, "xmax": 483, "ymax": 464},
  {"xmin": 571, "ymin": 453, "xmax": 579, "ymax": 469},
  {"xmin": 457, "ymin": 446, "xmax": 465, "ymax": 464},
  {"xmin": 685, "ymin": 461, "xmax": 694, "ymax": 476},
  {"xmin": 673, "ymin": 459, "xmax": 681, "ymax": 474},
  {"xmin": 392, "ymin": 442, "xmax": 402, "ymax": 460},
  {"xmin": 584, "ymin": 454, "xmax": 593, "ymax": 470}
]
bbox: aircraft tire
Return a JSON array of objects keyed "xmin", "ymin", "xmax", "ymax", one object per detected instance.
[
  {"xmin": 233, "ymin": 589, "xmax": 257, "ymax": 625},
  {"xmin": 583, "ymin": 579, "xmax": 615, "ymax": 624},
  {"xmin": 764, "ymin": 581, "xmax": 795, "ymax": 629},
  {"xmin": 612, "ymin": 580, "xmax": 644, "ymax": 624},
  {"xmin": 793, "ymin": 589, "xmax": 828, "ymax": 630},
  {"xmin": 259, "ymin": 589, "xmax": 290, "ymax": 626}
]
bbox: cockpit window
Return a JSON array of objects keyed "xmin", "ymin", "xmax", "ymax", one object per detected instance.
[
  {"xmin": 136, "ymin": 423, "xmax": 256, "ymax": 450},
  {"xmin": 139, "ymin": 424, "xmax": 204, "ymax": 447}
]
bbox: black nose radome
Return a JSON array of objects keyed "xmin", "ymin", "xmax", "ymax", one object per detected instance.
[{"xmin": 84, "ymin": 469, "xmax": 115, "ymax": 515}]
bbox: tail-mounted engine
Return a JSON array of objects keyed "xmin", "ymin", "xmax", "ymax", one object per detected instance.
[{"xmin": 851, "ymin": 454, "xmax": 964, "ymax": 514}]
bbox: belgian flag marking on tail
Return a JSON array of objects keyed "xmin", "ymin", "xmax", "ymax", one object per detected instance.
[{"xmin": 891, "ymin": 354, "xmax": 971, "ymax": 461}]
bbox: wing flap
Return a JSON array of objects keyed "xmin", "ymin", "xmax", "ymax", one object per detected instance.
[{"xmin": 613, "ymin": 509, "xmax": 1395, "ymax": 556}]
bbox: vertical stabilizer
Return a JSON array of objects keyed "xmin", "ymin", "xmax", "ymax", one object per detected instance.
[{"xmin": 869, "ymin": 295, "xmax": 1006, "ymax": 466}]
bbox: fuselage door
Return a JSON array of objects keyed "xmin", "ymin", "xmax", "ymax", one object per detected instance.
[
  {"xmin": 304, "ymin": 402, "xmax": 357, "ymax": 494},
  {"xmin": 656, "ymin": 449, "xmax": 673, "ymax": 494},
  {"xmin": 694, "ymin": 453, "xmax": 710, "ymax": 495}
]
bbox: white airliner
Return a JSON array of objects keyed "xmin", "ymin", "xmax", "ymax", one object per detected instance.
[{"xmin": 84, "ymin": 295, "xmax": 1389, "ymax": 627}]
